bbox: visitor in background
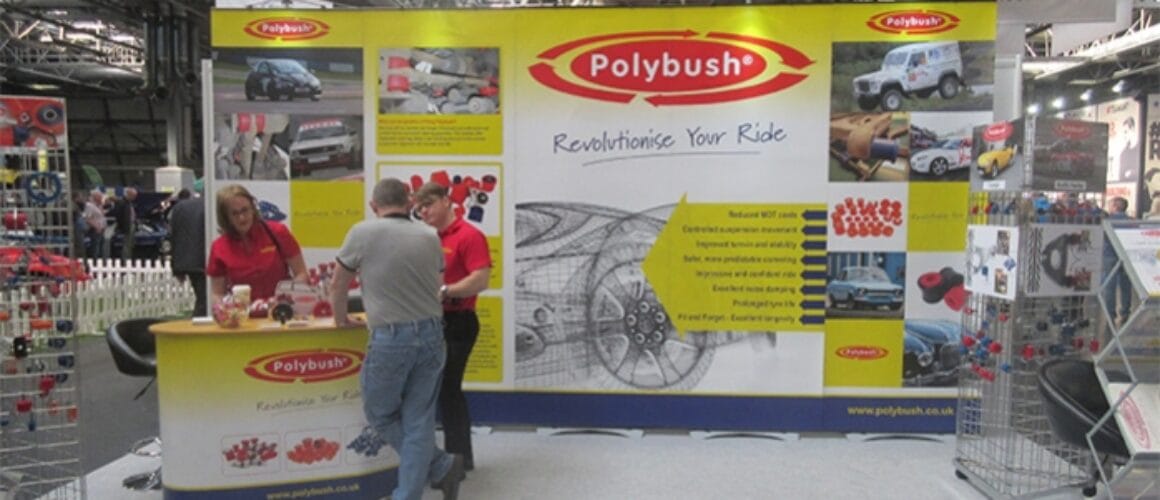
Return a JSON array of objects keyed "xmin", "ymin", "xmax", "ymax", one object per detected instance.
[
  {"xmin": 110, "ymin": 187, "xmax": 138, "ymax": 261},
  {"xmin": 169, "ymin": 187, "xmax": 207, "ymax": 316},
  {"xmin": 1103, "ymin": 196, "xmax": 1132, "ymax": 325}
]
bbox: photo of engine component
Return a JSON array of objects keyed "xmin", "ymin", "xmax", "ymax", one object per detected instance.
[
  {"xmin": 378, "ymin": 48, "xmax": 499, "ymax": 115},
  {"xmin": 829, "ymin": 112, "xmax": 911, "ymax": 182}
]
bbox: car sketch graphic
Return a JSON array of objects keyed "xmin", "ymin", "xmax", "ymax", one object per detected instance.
[{"xmin": 515, "ymin": 202, "xmax": 776, "ymax": 391}]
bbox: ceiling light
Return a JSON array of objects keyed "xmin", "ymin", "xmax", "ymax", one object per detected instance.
[
  {"xmin": 1080, "ymin": 89, "xmax": 1093, "ymax": 101},
  {"xmin": 1112, "ymin": 80, "xmax": 1126, "ymax": 93},
  {"xmin": 1027, "ymin": 103, "xmax": 1041, "ymax": 115},
  {"xmin": 1051, "ymin": 97, "xmax": 1065, "ymax": 109}
]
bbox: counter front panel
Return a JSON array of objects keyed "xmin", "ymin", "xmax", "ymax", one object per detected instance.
[{"xmin": 153, "ymin": 319, "xmax": 396, "ymax": 499}]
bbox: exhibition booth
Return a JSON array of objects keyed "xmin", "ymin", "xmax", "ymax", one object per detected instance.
[{"xmin": 2, "ymin": 0, "xmax": 1159, "ymax": 498}]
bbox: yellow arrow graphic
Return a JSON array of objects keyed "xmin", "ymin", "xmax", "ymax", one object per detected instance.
[{"xmin": 642, "ymin": 196, "xmax": 827, "ymax": 334}]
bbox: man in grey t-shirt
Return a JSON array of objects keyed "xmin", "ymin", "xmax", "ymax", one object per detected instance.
[{"xmin": 329, "ymin": 177, "xmax": 465, "ymax": 500}]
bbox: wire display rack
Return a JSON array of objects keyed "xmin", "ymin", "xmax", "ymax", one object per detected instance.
[
  {"xmin": 954, "ymin": 189, "xmax": 1106, "ymax": 499},
  {"xmin": 1090, "ymin": 219, "xmax": 1160, "ymax": 499},
  {"xmin": 0, "ymin": 100, "xmax": 85, "ymax": 499}
]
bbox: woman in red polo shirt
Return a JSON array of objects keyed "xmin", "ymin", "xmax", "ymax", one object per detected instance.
[{"xmin": 207, "ymin": 184, "xmax": 307, "ymax": 304}]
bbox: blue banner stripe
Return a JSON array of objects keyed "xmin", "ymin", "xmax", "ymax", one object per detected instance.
[{"xmin": 801, "ymin": 285, "xmax": 826, "ymax": 295}]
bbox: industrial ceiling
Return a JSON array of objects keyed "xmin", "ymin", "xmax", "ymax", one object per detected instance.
[{"xmin": 2, "ymin": 0, "xmax": 1160, "ymax": 98}]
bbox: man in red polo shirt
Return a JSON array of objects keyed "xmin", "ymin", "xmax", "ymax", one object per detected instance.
[{"xmin": 415, "ymin": 181, "xmax": 491, "ymax": 472}]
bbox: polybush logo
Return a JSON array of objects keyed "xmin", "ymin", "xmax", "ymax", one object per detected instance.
[
  {"xmin": 1053, "ymin": 121, "xmax": 1092, "ymax": 140},
  {"xmin": 1119, "ymin": 390, "xmax": 1152, "ymax": 449},
  {"xmin": 244, "ymin": 349, "xmax": 363, "ymax": 383},
  {"xmin": 867, "ymin": 10, "xmax": 960, "ymax": 35},
  {"xmin": 244, "ymin": 18, "xmax": 329, "ymax": 41},
  {"xmin": 529, "ymin": 30, "xmax": 813, "ymax": 106},
  {"xmin": 982, "ymin": 122, "xmax": 1014, "ymax": 142},
  {"xmin": 836, "ymin": 346, "xmax": 888, "ymax": 360}
]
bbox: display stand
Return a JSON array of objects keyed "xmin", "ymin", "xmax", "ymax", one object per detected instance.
[
  {"xmin": 0, "ymin": 96, "xmax": 84, "ymax": 499},
  {"xmin": 1090, "ymin": 219, "xmax": 1160, "ymax": 498},
  {"xmin": 953, "ymin": 116, "xmax": 1110, "ymax": 498}
]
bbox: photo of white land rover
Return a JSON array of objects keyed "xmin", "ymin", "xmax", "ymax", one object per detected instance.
[{"xmin": 852, "ymin": 41, "xmax": 963, "ymax": 112}]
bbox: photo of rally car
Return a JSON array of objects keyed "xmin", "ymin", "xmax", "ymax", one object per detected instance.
[
  {"xmin": 514, "ymin": 202, "xmax": 776, "ymax": 391},
  {"xmin": 244, "ymin": 59, "xmax": 322, "ymax": 102},
  {"xmin": 910, "ymin": 138, "xmax": 972, "ymax": 177},
  {"xmin": 288, "ymin": 118, "xmax": 361, "ymax": 176}
]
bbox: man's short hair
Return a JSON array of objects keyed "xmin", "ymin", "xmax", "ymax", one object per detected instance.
[
  {"xmin": 373, "ymin": 178, "xmax": 410, "ymax": 208},
  {"xmin": 413, "ymin": 181, "xmax": 448, "ymax": 204},
  {"xmin": 1112, "ymin": 196, "xmax": 1129, "ymax": 212}
]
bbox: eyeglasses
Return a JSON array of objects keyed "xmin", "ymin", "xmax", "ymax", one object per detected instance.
[{"xmin": 228, "ymin": 206, "xmax": 253, "ymax": 217}]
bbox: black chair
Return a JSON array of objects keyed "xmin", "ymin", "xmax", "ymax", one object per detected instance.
[
  {"xmin": 107, "ymin": 318, "xmax": 163, "ymax": 490},
  {"xmin": 107, "ymin": 318, "xmax": 158, "ymax": 399},
  {"xmin": 1037, "ymin": 358, "xmax": 1131, "ymax": 496}
]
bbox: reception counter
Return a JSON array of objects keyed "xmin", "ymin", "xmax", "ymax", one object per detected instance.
[{"xmin": 150, "ymin": 318, "xmax": 396, "ymax": 500}]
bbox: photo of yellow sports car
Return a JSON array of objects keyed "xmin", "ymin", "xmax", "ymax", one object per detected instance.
[{"xmin": 976, "ymin": 145, "xmax": 1018, "ymax": 178}]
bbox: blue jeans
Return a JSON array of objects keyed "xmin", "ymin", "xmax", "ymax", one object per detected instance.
[{"xmin": 361, "ymin": 316, "xmax": 454, "ymax": 500}]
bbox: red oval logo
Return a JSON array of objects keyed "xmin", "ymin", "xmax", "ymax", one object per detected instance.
[
  {"xmin": 244, "ymin": 18, "xmax": 330, "ymax": 41},
  {"xmin": 1119, "ymin": 390, "xmax": 1152, "ymax": 449},
  {"xmin": 982, "ymin": 122, "xmax": 1014, "ymax": 142},
  {"xmin": 570, "ymin": 40, "xmax": 766, "ymax": 93},
  {"xmin": 530, "ymin": 30, "xmax": 812, "ymax": 106},
  {"xmin": 867, "ymin": 10, "xmax": 960, "ymax": 35},
  {"xmin": 1053, "ymin": 121, "xmax": 1092, "ymax": 140},
  {"xmin": 836, "ymin": 346, "xmax": 888, "ymax": 360},
  {"xmin": 244, "ymin": 349, "xmax": 363, "ymax": 383}
]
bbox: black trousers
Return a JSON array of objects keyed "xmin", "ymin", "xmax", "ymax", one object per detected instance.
[
  {"xmin": 439, "ymin": 310, "xmax": 479, "ymax": 467},
  {"xmin": 178, "ymin": 272, "xmax": 208, "ymax": 317}
]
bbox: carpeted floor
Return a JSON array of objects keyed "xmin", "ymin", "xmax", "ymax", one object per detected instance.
[{"xmin": 76, "ymin": 334, "xmax": 1102, "ymax": 500}]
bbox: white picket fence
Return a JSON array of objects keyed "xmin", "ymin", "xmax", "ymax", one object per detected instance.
[{"xmin": 75, "ymin": 259, "xmax": 194, "ymax": 335}]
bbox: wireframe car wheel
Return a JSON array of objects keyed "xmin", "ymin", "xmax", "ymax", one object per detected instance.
[{"xmin": 585, "ymin": 243, "xmax": 711, "ymax": 390}]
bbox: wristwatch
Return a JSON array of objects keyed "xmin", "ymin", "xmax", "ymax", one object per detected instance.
[{"xmin": 440, "ymin": 285, "xmax": 449, "ymax": 300}]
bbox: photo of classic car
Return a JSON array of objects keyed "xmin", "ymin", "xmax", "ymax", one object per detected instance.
[
  {"xmin": 976, "ymin": 144, "xmax": 1018, "ymax": 178},
  {"xmin": 910, "ymin": 138, "xmax": 972, "ymax": 176},
  {"xmin": 244, "ymin": 59, "xmax": 322, "ymax": 102},
  {"xmin": 903, "ymin": 319, "xmax": 967, "ymax": 387},
  {"xmin": 514, "ymin": 202, "xmax": 776, "ymax": 391},
  {"xmin": 826, "ymin": 265, "xmax": 904, "ymax": 311}
]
